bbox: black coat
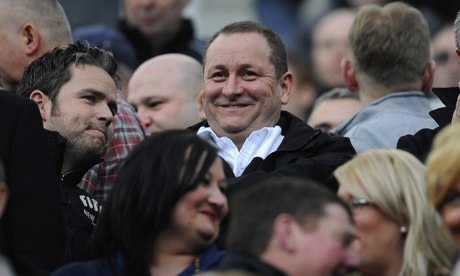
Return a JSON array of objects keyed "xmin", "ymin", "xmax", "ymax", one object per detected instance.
[
  {"xmin": 190, "ymin": 111, "xmax": 356, "ymax": 194},
  {"xmin": 0, "ymin": 91, "xmax": 65, "ymax": 275},
  {"xmin": 45, "ymin": 130, "xmax": 101, "ymax": 263},
  {"xmin": 118, "ymin": 19, "xmax": 203, "ymax": 68},
  {"xmin": 397, "ymin": 87, "xmax": 459, "ymax": 162}
]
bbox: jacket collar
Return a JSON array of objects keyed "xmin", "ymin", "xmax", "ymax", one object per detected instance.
[
  {"xmin": 190, "ymin": 111, "xmax": 320, "ymax": 152},
  {"xmin": 45, "ymin": 129, "xmax": 102, "ymax": 186},
  {"xmin": 276, "ymin": 111, "xmax": 321, "ymax": 151},
  {"xmin": 429, "ymin": 87, "xmax": 460, "ymax": 127}
]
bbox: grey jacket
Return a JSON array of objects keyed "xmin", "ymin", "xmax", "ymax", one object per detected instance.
[{"xmin": 333, "ymin": 91, "xmax": 438, "ymax": 153}]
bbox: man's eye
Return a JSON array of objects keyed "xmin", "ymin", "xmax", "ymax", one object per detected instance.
[
  {"xmin": 242, "ymin": 70, "xmax": 257, "ymax": 80},
  {"xmin": 340, "ymin": 234, "xmax": 355, "ymax": 248},
  {"xmin": 210, "ymin": 72, "xmax": 226, "ymax": 81},
  {"xmin": 147, "ymin": 101, "xmax": 162, "ymax": 109},
  {"xmin": 83, "ymin": 95, "xmax": 96, "ymax": 103}
]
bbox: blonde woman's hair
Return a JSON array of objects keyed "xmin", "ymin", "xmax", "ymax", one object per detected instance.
[
  {"xmin": 334, "ymin": 149, "xmax": 454, "ymax": 276},
  {"xmin": 426, "ymin": 124, "xmax": 460, "ymax": 209}
]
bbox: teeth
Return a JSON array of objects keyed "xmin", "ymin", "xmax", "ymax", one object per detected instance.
[{"xmin": 223, "ymin": 105, "xmax": 245, "ymax": 108}]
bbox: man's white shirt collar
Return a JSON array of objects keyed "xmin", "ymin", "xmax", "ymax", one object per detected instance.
[{"xmin": 197, "ymin": 126, "xmax": 284, "ymax": 176}]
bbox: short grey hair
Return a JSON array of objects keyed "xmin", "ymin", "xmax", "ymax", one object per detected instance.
[
  {"xmin": 312, "ymin": 87, "xmax": 359, "ymax": 109},
  {"xmin": 455, "ymin": 9, "xmax": 460, "ymax": 49}
]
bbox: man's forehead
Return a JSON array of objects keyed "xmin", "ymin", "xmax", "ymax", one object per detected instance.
[
  {"xmin": 204, "ymin": 33, "xmax": 272, "ymax": 68},
  {"xmin": 209, "ymin": 32, "xmax": 267, "ymax": 49},
  {"xmin": 321, "ymin": 203, "xmax": 354, "ymax": 230},
  {"xmin": 62, "ymin": 64, "xmax": 117, "ymax": 96},
  {"xmin": 129, "ymin": 81, "xmax": 187, "ymax": 101}
]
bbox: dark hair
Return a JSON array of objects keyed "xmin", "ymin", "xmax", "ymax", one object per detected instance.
[
  {"xmin": 203, "ymin": 20, "xmax": 288, "ymax": 80},
  {"xmin": 91, "ymin": 129, "xmax": 219, "ymax": 275},
  {"xmin": 227, "ymin": 177, "xmax": 352, "ymax": 255},
  {"xmin": 17, "ymin": 41, "xmax": 120, "ymax": 103}
]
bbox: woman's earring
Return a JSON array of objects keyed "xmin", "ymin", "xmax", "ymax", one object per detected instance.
[{"xmin": 400, "ymin": 225, "xmax": 408, "ymax": 236}]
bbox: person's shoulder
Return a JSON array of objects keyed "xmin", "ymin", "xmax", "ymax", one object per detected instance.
[
  {"xmin": 0, "ymin": 90, "xmax": 34, "ymax": 108},
  {"xmin": 51, "ymin": 259, "xmax": 118, "ymax": 276},
  {"xmin": 281, "ymin": 111, "xmax": 323, "ymax": 140},
  {"xmin": 201, "ymin": 245, "xmax": 227, "ymax": 270},
  {"xmin": 0, "ymin": 91, "xmax": 42, "ymax": 128}
]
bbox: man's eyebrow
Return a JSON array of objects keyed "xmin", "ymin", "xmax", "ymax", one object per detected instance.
[
  {"xmin": 140, "ymin": 96, "xmax": 165, "ymax": 104},
  {"xmin": 78, "ymin": 89, "xmax": 106, "ymax": 98},
  {"xmin": 207, "ymin": 65, "xmax": 227, "ymax": 72},
  {"xmin": 80, "ymin": 89, "xmax": 118, "ymax": 114}
]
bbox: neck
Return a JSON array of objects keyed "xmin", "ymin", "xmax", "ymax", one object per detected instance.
[
  {"xmin": 228, "ymin": 134, "xmax": 247, "ymax": 150},
  {"xmin": 358, "ymin": 90, "xmax": 380, "ymax": 107},
  {"xmin": 61, "ymin": 146, "xmax": 98, "ymax": 175},
  {"xmin": 355, "ymin": 73, "xmax": 393, "ymax": 106},
  {"xmin": 362, "ymin": 249, "xmax": 403, "ymax": 276},
  {"xmin": 150, "ymin": 230, "xmax": 207, "ymax": 275},
  {"xmin": 260, "ymin": 251, "xmax": 290, "ymax": 275},
  {"xmin": 146, "ymin": 20, "xmax": 182, "ymax": 50}
]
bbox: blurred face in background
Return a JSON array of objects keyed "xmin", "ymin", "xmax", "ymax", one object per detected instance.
[
  {"xmin": 431, "ymin": 26, "xmax": 460, "ymax": 88},
  {"xmin": 308, "ymin": 97, "xmax": 362, "ymax": 133},
  {"xmin": 122, "ymin": 0, "xmax": 189, "ymax": 38},
  {"xmin": 311, "ymin": 10, "xmax": 355, "ymax": 89},
  {"xmin": 0, "ymin": 20, "xmax": 29, "ymax": 91},
  {"xmin": 338, "ymin": 186, "xmax": 404, "ymax": 276},
  {"xmin": 438, "ymin": 179, "xmax": 460, "ymax": 246},
  {"xmin": 288, "ymin": 204, "xmax": 360, "ymax": 276}
]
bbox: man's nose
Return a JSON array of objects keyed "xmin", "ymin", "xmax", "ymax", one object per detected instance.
[{"xmin": 222, "ymin": 75, "xmax": 243, "ymax": 97}]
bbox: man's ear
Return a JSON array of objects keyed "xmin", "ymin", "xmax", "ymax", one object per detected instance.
[
  {"xmin": 273, "ymin": 214, "xmax": 297, "ymax": 254},
  {"xmin": 280, "ymin": 72, "xmax": 293, "ymax": 105},
  {"xmin": 422, "ymin": 60, "xmax": 435, "ymax": 96},
  {"xmin": 21, "ymin": 23, "xmax": 41, "ymax": 56},
  {"xmin": 196, "ymin": 89, "xmax": 206, "ymax": 120},
  {"xmin": 29, "ymin": 90, "xmax": 50, "ymax": 122},
  {"xmin": 342, "ymin": 58, "xmax": 358, "ymax": 92}
]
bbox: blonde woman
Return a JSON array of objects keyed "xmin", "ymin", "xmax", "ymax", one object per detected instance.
[
  {"xmin": 426, "ymin": 123, "xmax": 460, "ymax": 246},
  {"xmin": 334, "ymin": 149, "xmax": 454, "ymax": 276}
]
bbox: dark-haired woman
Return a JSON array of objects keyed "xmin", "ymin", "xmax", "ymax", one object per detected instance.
[{"xmin": 53, "ymin": 129, "xmax": 228, "ymax": 275}]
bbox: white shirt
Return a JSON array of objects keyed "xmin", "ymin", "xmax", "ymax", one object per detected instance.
[{"xmin": 197, "ymin": 126, "xmax": 284, "ymax": 176}]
